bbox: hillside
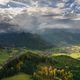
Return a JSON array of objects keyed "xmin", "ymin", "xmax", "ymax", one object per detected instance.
[
  {"xmin": 0, "ymin": 32, "xmax": 52, "ymax": 49},
  {"xmin": 0, "ymin": 50, "xmax": 79, "ymax": 80},
  {"xmin": 2, "ymin": 73, "xmax": 31, "ymax": 80},
  {"xmin": 39, "ymin": 29, "xmax": 80, "ymax": 47}
]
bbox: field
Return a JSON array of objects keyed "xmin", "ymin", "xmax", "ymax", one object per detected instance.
[{"xmin": 2, "ymin": 73, "xmax": 31, "ymax": 80}]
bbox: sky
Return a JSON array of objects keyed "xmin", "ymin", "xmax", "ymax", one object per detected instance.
[
  {"xmin": 0, "ymin": 0, "xmax": 10, "ymax": 2},
  {"xmin": 0, "ymin": 0, "xmax": 10, "ymax": 4},
  {"xmin": 0, "ymin": 0, "xmax": 80, "ymax": 33}
]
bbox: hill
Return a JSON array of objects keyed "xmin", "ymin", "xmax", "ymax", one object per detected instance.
[
  {"xmin": 39, "ymin": 29, "xmax": 80, "ymax": 47},
  {"xmin": 2, "ymin": 73, "xmax": 31, "ymax": 80},
  {"xmin": 0, "ymin": 32, "xmax": 52, "ymax": 49},
  {"xmin": 0, "ymin": 50, "xmax": 79, "ymax": 80}
]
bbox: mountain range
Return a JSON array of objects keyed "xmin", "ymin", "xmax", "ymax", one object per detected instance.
[
  {"xmin": 0, "ymin": 31, "xmax": 52, "ymax": 49},
  {"xmin": 1, "ymin": 22, "xmax": 80, "ymax": 48},
  {"xmin": 38, "ymin": 28, "xmax": 80, "ymax": 47}
]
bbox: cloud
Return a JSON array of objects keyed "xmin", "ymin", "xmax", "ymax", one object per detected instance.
[
  {"xmin": 10, "ymin": 11, "xmax": 79, "ymax": 33},
  {"xmin": 0, "ymin": 0, "xmax": 10, "ymax": 2},
  {"xmin": 0, "ymin": 5, "xmax": 77, "ymax": 33},
  {"xmin": 0, "ymin": 0, "xmax": 10, "ymax": 4},
  {"xmin": 0, "ymin": 6, "xmax": 80, "ymax": 33}
]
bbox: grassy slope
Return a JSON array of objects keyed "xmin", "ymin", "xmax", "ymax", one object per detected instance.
[
  {"xmin": 51, "ymin": 55, "xmax": 80, "ymax": 80},
  {"xmin": 51, "ymin": 53, "xmax": 80, "ymax": 59},
  {"xmin": 0, "ymin": 53, "xmax": 10, "ymax": 65},
  {"xmin": 2, "ymin": 73, "xmax": 31, "ymax": 80},
  {"xmin": 0, "ymin": 49, "xmax": 80, "ymax": 80},
  {"xmin": 52, "ymin": 55, "xmax": 80, "ymax": 67},
  {"xmin": 69, "ymin": 53, "xmax": 80, "ymax": 59}
]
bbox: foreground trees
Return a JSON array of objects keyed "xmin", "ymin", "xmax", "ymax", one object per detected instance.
[{"xmin": 33, "ymin": 66, "xmax": 73, "ymax": 80}]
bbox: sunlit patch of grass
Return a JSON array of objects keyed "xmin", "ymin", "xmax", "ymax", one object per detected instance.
[
  {"xmin": 69, "ymin": 53, "xmax": 80, "ymax": 59},
  {"xmin": 51, "ymin": 53, "xmax": 67, "ymax": 56},
  {"xmin": 51, "ymin": 53, "xmax": 80, "ymax": 59},
  {"xmin": 2, "ymin": 73, "xmax": 31, "ymax": 80},
  {"xmin": 0, "ymin": 53, "xmax": 10, "ymax": 65}
]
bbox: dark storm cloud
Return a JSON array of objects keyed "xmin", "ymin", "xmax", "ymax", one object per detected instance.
[{"xmin": 0, "ymin": 22, "xmax": 17, "ymax": 33}]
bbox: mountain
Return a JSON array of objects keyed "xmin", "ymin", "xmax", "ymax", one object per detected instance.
[
  {"xmin": 38, "ymin": 28, "xmax": 80, "ymax": 47},
  {"xmin": 0, "ymin": 32, "xmax": 52, "ymax": 49}
]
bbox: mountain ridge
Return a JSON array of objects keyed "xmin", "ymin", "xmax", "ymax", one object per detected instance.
[
  {"xmin": 0, "ymin": 32, "xmax": 52, "ymax": 49},
  {"xmin": 38, "ymin": 28, "xmax": 80, "ymax": 47}
]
